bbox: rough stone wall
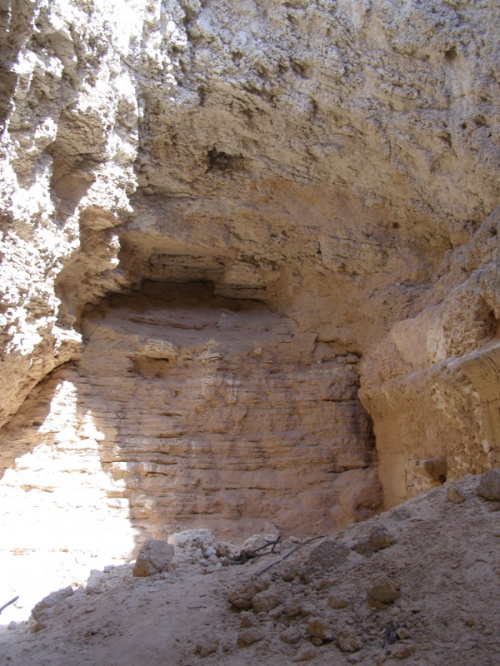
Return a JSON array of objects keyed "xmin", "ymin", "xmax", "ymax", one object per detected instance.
[
  {"xmin": 360, "ymin": 208, "xmax": 500, "ymax": 505},
  {"xmin": 0, "ymin": 281, "xmax": 380, "ymax": 540},
  {"xmin": 0, "ymin": 0, "xmax": 499, "ymax": 543},
  {"xmin": 0, "ymin": 0, "xmax": 141, "ymax": 427}
]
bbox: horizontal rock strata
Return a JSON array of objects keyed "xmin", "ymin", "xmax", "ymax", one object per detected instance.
[
  {"xmin": 0, "ymin": 0, "xmax": 499, "ymax": 578},
  {"xmin": 0, "ymin": 281, "xmax": 380, "ymax": 541}
]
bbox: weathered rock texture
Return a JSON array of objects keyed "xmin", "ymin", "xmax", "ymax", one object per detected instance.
[
  {"xmin": 1, "ymin": 0, "xmax": 499, "ymax": 562},
  {"xmin": 0, "ymin": 280, "xmax": 379, "ymax": 539}
]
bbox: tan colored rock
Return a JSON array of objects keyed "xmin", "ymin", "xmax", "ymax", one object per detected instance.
[
  {"xmin": 236, "ymin": 626, "xmax": 264, "ymax": 648},
  {"xmin": 31, "ymin": 586, "xmax": 74, "ymax": 630},
  {"xmin": 228, "ymin": 580, "xmax": 269, "ymax": 611},
  {"xmin": 195, "ymin": 637, "xmax": 219, "ymax": 657},
  {"xmin": 240, "ymin": 612, "xmax": 256, "ymax": 629},
  {"xmin": 307, "ymin": 617, "xmax": 332, "ymax": 641},
  {"xmin": 315, "ymin": 578, "xmax": 332, "ymax": 591},
  {"xmin": 299, "ymin": 602, "xmax": 318, "ymax": 618},
  {"xmin": 476, "ymin": 469, "xmax": 500, "ymax": 501},
  {"xmin": 133, "ymin": 540, "xmax": 175, "ymax": 577},
  {"xmin": 252, "ymin": 587, "xmax": 284, "ymax": 614},
  {"xmin": 388, "ymin": 643, "xmax": 417, "ymax": 660},
  {"xmin": 281, "ymin": 564, "xmax": 301, "ymax": 582},
  {"xmin": 293, "ymin": 644, "xmax": 318, "ymax": 662},
  {"xmin": 354, "ymin": 524, "xmax": 398, "ymax": 555},
  {"xmin": 280, "ymin": 625, "xmax": 303, "ymax": 645},
  {"xmin": 337, "ymin": 629, "xmax": 362, "ymax": 653},
  {"xmin": 304, "ymin": 540, "xmax": 351, "ymax": 580},
  {"xmin": 367, "ymin": 580, "xmax": 401, "ymax": 609},
  {"xmin": 447, "ymin": 484, "xmax": 466, "ymax": 504},
  {"xmin": 284, "ymin": 596, "xmax": 304, "ymax": 619},
  {"xmin": 327, "ymin": 595, "xmax": 349, "ymax": 610}
]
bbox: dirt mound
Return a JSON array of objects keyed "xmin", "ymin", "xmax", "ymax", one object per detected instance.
[{"xmin": 1, "ymin": 472, "xmax": 499, "ymax": 665}]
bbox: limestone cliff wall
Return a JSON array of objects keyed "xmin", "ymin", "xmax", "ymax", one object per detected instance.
[
  {"xmin": 1, "ymin": 0, "xmax": 499, "ymax": 543},
  {"xmin": 0, "ymin": 281, "xmax": 380, "ymax": 538}
]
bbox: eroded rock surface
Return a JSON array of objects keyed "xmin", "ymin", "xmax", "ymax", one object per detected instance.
[
  {"xmin": 0, "ymin": 0, "xmax": 500, "ymax": 606},
  {"xmin": 0, "ymin": 280, "xmax": 380, "ymax": 542}
]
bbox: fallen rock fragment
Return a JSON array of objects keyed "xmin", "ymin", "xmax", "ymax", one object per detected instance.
[
  {"xmin": 476, "ymin": 469, "xmax": 500, "ymax": 501},
  {"xmin": 280, "ymin": 625, "xmax": 303, "ymax": 645},
  {"xmin": 195, "ymin": 637, "xmax": 219, "ymax": 657},
  {"xmin": 327, "ymin": 594, "xmax": 349, "ymax": 609},
  {"xmin": 299, "ymin": 602, "xmax": 317, "ymax": 617},
  {"xmin": 281, "ymin": 563, "xmax": 301, "ymax": 582},
  {"xmin": 388, "ymin": 643, "xmax": 417, "ymax": 660},
  {"xmin": 236, "ymin": 626, "xmax": 264, "ymax": 647},
  {"xmin": 252, "ymin": 586, "xmax": 283, "ymax": 613},
  {"xmin": 169, "ymin": 529, "xmax": 216, "ymax": 563},
  {"xmin": 229, "ymin": 579, "xmax": 269, "ymax": 610},
  {"xmin": 284, "ymin": 596, "xmax": 304, "ymax": 618},
  {"xmin": 133, "ymin": 540, "xmax": 175, "ymax": 577},
  {"xmin": 304, "ymin": 540, "xmax": 350, "ymax": 580},
  {"xmin": 337, "ymin": 628, "xmax": 362, "ymax": 653},
  {"xmin": 293, "ymin": 644, "xmax": 318, "ymax": 661},
  {"xmin": 367, "ymin": 580, "xmax": 401, "ymax": 609},
  {"xmin": 215, "ymin": 541, "xmax": 240, "ymax": 560},
  {"xmin": 307, "ymin": 616, "xmax": 332, "ymax": 640},
  {"xmin": 447, "ymin": 483, "xmax": 466, "ymax": 504},
  {"xmin": 269, "ymin": 604, "xmax": 284, "ymax": 619},
  {"xmin": 31, "ymin": 586, "xmax": 74, "ymax": 630},
  {"xmin": 240, "ymin": 611, "xmax": 257, "ymax": 628},
  {"xmin": 355, "ymin": 524, "xmax": 398, "ymax": 555},
  {"xmin": 397, "ymin": 626, "xmax": 411, "ymax": 640}
]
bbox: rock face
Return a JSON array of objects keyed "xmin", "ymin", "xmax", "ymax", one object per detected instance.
[
  {"xmin": 0, "ymin": 280, "xmax": 380, "ymax": 539},
  {"xmin": 0, "ymin": 0, "xmax": 499, "ymax": 572}
]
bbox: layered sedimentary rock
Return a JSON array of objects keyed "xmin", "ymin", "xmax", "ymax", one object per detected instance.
[
  {"xmin": 0, "ymin": 281, "xmax": 380, "ymax": 539},
  {"xmin": 1, "ymin": 0, "xmax": 499, "ymax": 561}
]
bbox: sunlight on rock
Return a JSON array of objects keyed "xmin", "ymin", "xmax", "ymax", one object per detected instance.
[{"xmin": 0, "ymin": 380, "xmax": 138, "ymax": 623}]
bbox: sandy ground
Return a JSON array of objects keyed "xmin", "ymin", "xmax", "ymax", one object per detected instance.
[{"xmin": 0, "ymin": 473, "xmax": 499, "ymax": 665}]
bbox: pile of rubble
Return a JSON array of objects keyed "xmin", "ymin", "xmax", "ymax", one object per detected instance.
[{"xmin": 1, "ymin": 471, "xmax": 499, "ymax": 665}]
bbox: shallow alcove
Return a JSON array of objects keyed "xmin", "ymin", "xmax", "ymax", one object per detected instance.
[
  {"xmin": 0, "ymin": 276, "xmax": 381, "ymax": 618},
  {"xmin": 77, "ymin": 279, "xmax": 381, "ymax": 539}
]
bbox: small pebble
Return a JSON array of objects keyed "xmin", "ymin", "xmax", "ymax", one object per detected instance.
[
  {"xmin": 447, "ymin": 484, "xmax": 466, "ymax": 504},
  {"xmin": 337, "ymin": 629, "xmax": 362, "ymax": 653},
  {"xmin": 307, "ymin": 616, "xmax": 331, "ymax": 640},
  {"xmin": 237, "ymin": 627, "xmax": 264, "ymax": 648},
  {"xmin": 293, "ymin": 644, "xmax": 318, "ymax": 662},
  {"xmin": 328, "ymin": 594, "xmax": 349, "ymax": 609}
]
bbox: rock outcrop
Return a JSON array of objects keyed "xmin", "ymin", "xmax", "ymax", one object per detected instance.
[{"xmin": 0, "ymin": 0, "xmax": 499, "ymax": 578}]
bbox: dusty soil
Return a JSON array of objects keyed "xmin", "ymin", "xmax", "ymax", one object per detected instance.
[{"xmin": 0, "ymin": 473, "xmax": 499, "ymax": 665}]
